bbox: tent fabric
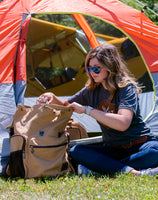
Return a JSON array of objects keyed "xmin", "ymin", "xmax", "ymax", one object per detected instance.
[
  {"xmin": 0, "ymin": 0, "xmax": 158, "ymax": 85},
  {"xmin": 14, "ymin": 14, "xmax": 29, "ymax": 105},
  {"xmin": 0, "ymin": 128, "xmax": 10, "ymax": 175},
  {"xmin": 0, "ymin": 84, "xmax": 16, "ymax": 129},
  {"xmin": 0, "ymin": 0, "xmax": 157, "ymax": 128},
  {"xmin": 72, "ymin": 14, "xmax": 99, "ymax": 49},
  {"xmin": 146, "ymin": 85, "xmax": 158, "ymax": 136},
  {"xmin": 0, "ymin": 1, "xmax": 23, "ymax": 84}
]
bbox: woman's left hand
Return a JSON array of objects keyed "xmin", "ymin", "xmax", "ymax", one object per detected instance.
[{"xmin": 36, "ymin": 92, "xmax": 54, "ymax": 104}]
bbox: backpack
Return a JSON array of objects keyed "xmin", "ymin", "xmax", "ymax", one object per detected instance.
[
  {"xmin": 6, "ymin": 104, "xmax": 74, "ymax": 178},
  {"xmin": 66, "ymin": 118, "xmax": 88, "ymax": 141}
]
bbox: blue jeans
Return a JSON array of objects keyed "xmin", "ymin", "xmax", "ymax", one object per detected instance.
[{"xmin": 70, "ymin": 140, "xmax": 158, "ymax": 174}]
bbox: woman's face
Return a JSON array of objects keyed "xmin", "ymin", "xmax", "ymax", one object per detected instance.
[{"xmin": 88, "ymin": 57, "xmax": 108, "ymax": 86}]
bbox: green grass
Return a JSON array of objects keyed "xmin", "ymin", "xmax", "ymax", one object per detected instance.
[{"xmin": 0, "ymin": 173, "xmax": 158, "ymax": 199}]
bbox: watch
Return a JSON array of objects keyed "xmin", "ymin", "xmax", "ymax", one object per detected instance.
[{"xmin": 85, "ymin": 106, "xmax": 93, "ymax": 115}]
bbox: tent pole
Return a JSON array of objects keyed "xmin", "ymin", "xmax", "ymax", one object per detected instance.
[{"xmin": 135, "ymin": 0, "xmax": 158, "ymax": 16}]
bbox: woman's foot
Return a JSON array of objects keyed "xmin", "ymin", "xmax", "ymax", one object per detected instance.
[
  {"xmin": 131, "ymin": 167, "xmax": 158, "ymax": 176},
  {"xmin": 78, "ymin": 164, "xmax": 95, "ymax": 175},
  {"xmin": 130, "ymin": 169, "xmax": 140, "ymax": 175},
  {"xmin": 137, "ymin": 167, "xmax": 158, "ymax": 176}
]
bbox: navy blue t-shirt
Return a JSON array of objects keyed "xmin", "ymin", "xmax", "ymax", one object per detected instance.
[{"xmin": 68, "ymin": 84, "xmax": 152, "ymax": 147}]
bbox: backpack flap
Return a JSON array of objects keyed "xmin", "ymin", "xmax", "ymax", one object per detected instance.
[{"xmin": 13, "ymin": 104, "xmax": 73, "ymax": 137}]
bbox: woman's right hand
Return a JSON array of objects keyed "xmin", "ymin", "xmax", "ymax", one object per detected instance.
[
  {"xmin": 36, "ymin": 92, "xmax": 67, "ymax": 106},
  {"xmin": 36, "ymin": 92, "xmax": 54, "ymax": 104}
]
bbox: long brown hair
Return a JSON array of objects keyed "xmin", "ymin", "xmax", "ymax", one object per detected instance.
[{"xmin": 85, "ymin": 43, "xmax": 142, "ymax": 98}]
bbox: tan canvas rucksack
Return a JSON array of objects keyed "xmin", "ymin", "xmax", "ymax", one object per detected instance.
[
  {"xmin": 66, "ymin": 118, "xmax": 88, "ymax": 141},
  {"xmin": 6, "ymin": 104, "xmax": 74, "ymax": 178}
]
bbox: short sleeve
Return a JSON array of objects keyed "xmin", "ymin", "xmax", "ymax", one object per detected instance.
[
  {"xmin": 68, "ymin": 87, "xmax": 90, "ymax": 105},
  {"xmin": 117, "ymin": 84, "xmax": 138, "ymax": 114}
]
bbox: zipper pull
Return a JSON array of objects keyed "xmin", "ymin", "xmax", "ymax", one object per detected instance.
[
  {"xmin": 30, "ymin": 145, "xmax": 34, "ymax": 153},
  {"xmin": 23, "ymin": 149, "xmax": 25, "ymax": 159}
]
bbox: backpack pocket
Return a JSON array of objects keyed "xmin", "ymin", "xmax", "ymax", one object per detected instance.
[{"xmin": 25, "ymin": 141, "xmax": 70, "ymax": 178}]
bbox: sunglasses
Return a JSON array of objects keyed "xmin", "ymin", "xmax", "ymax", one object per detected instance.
[{"xmin": 87, "ymin": 66, "xmax": 101, "ymax": 74}]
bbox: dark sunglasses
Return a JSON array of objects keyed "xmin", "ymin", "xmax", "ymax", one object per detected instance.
[{"xmin": 87, "ymin": 66, "xmax": 101, "ymax": 74}]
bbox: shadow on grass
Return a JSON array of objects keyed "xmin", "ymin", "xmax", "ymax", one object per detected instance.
[{"xmin": 0, "ymin": 171, "xmax": 120, "ymax": 184}]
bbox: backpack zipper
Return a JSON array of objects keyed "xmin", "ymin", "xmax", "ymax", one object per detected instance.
[{"xmin": 30, "ymin": 142, "xmax": 68, "ymax": 153}]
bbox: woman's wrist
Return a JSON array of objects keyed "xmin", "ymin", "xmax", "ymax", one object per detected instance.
[{"xmin": 85, "ymin": 106, "xmax": 94, "ymax": 115}]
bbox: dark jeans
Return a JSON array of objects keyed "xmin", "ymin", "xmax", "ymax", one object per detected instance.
[{"xmin": 70, "ymin": 140, "xmax": 158, "ymax": 174}]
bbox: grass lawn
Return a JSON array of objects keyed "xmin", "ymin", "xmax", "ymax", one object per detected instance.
[{"xmin": 0, "ymin": 173, "xmax": 158, "ymax": 199}]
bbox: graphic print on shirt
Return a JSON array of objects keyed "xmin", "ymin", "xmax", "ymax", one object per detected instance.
[
  {"xmin": 95, "ymin": 99, "xmax": 117, "ymax": 129},
  {"xmin": 96, "ymin": 99, "xmax": 117, "ymax": 114}
]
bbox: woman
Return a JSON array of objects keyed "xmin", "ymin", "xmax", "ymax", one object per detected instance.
[{"xmin": 37, "ymin": 43, "xmax": 158, "ymax": 176}]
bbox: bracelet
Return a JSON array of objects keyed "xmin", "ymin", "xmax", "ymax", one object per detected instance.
[{"xmin": 85, "ymin": 106, "xmax": 93, "ymax": 115}]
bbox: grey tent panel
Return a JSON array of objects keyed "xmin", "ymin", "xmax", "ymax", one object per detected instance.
[{"xmin": 0, "ymin": 129, "xmax": 10, "ymax": 175}]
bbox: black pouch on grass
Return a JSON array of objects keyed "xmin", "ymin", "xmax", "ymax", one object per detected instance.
[{"xmin": 6, "ymin": 135, "xmax": 25, "ymax": 178}]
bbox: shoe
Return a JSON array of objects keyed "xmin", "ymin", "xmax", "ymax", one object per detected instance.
[
  {"xmin": 78, "ymin": 164, "xmax": 95, "ymax": 175},
  {"xmin": 138, "ymin": 167, "xmax": 158, "ymax": 176}
]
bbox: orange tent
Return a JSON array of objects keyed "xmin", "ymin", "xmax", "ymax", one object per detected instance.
[{"xmin": 0, "ymin": 0, "xmax": 158, "ymax": 129}]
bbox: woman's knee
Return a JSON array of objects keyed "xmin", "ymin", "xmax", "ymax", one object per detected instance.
[
  {"xmin": 140, "ymin": 141, "xmax": 158, "ymax": 151},
  {"xmin": 70, "ymin": 145, "xmax": 83, "ymax": 157}
]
